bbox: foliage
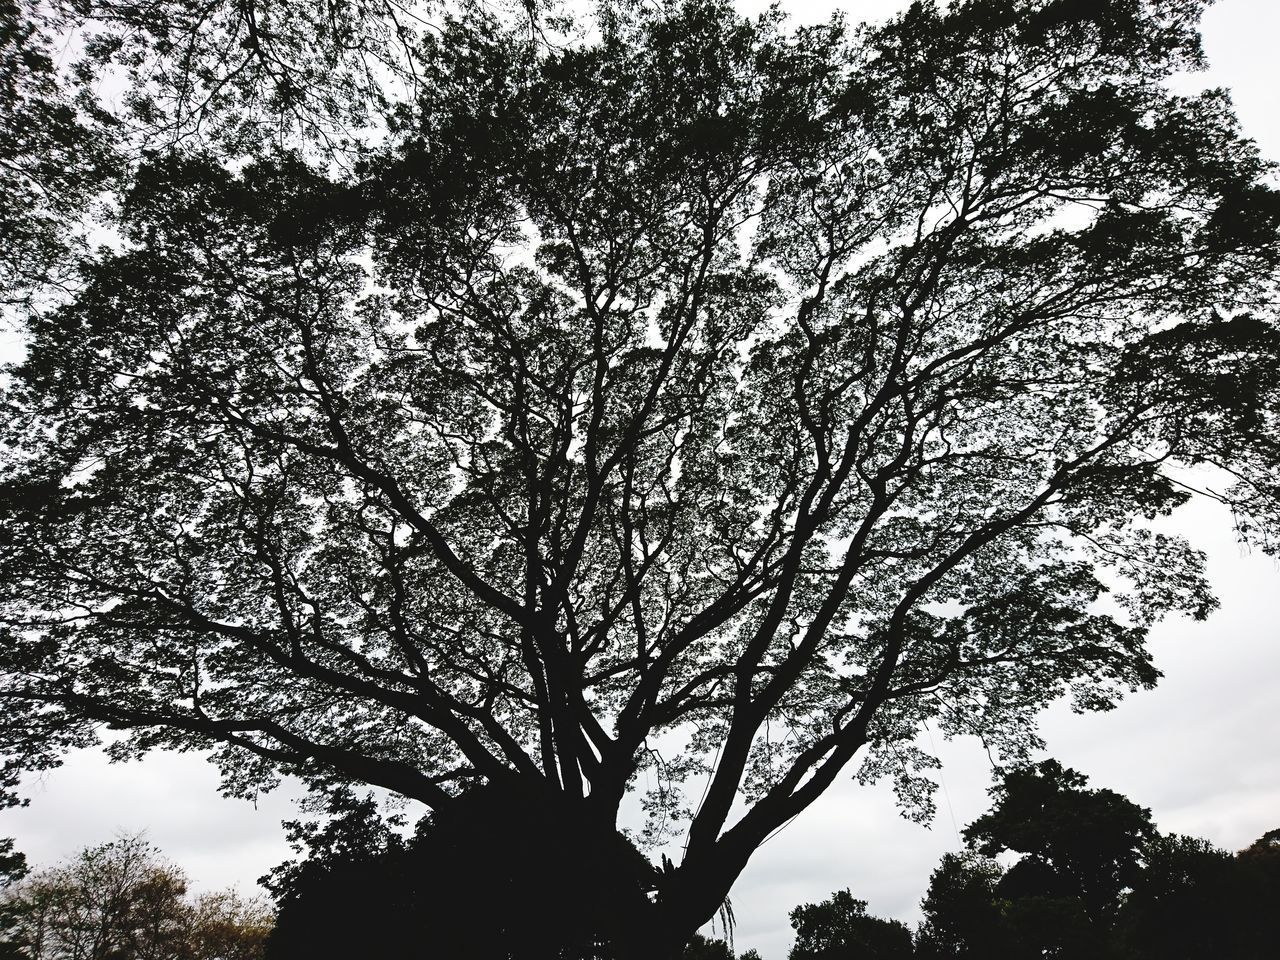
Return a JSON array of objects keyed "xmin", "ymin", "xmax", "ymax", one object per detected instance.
[
  {"xmin": 264, "ymin": 788, "xmax": 657, "ymax": 959},
  {"xmin": 0, "ymin": 0, "xmax": 117, "ymax": 306},
  {"xmin": 684, "ymin": 933, "xmax": 735, "ymax": 960},
  {"xmin": 788, "ymin": 889, "xmax": 913, "ymax": 960},
  {"xmin": 963, "ymin": 759, "xmax": 1156, "ymax": 926},
  {"xmin": 0, "ymin": 840, "xmax": 28, "ymax": 960},
  {"xmin": 0, "ymin": 835, "xmax": 271, "ymax": 960},
  {"xmin": 0, "ymin": 841, "xmax": 24, "ymax": 890},
  {"xmin": 2, "ymin": 0, "xmax": 1280, "ymax": 953},
  {"xmin": 914, "ymin": 852, "xmax": 1007, "ymax": 960},
  {"xmin": 53, "ymin": 0, "xmax": 442, "ymax": 155},
  {"xmin": 915, "ymin": 762, "xmax": 1280, "ymax": 960}
]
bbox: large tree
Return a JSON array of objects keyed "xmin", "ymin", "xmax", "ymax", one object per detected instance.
[{"xmin": 2, "ymin": 0, "xmax": 1279, "ymax": 955}]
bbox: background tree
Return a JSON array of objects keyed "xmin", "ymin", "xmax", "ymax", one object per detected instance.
[
  {"xmin": 0, "ymin": 840, "xmax": 27, "ymax": 960},
  {"xmin": 3, "ymin": 0, "xmax": 1280, "ymax": 955},
  {"xmin": 927, "ymin": 760, "xmax": 1155, "ymax": 958},
  {"xmin": 914, "ymin": 852, "xmax": 1007, "ymax": 960},
  {"xmin": 262, "ymin": 792, "xmax": 417, "ymax": 960},
  {"xmin": 683, "ymin": 933, "xmax": 735, "ymax": 960},
  {"xmin": 964, "ymin": 760, "xmax": 1155, "ymax": 930},
  {"xmin": 787, "ymin": 889, "xmax": 912, "ymax": 960},
  {"xmin": 914, "ymin": 763, "xmax": 1280, "ymax": 960},
  {"xmin": 186, "ymin": 893, "xmax": 272, "ymax": 960},
  {"xmin": 1113, "ymin": 830, "xmax": 1280, "ymax": 960},
  {"xmin": 0, "ymin": 835, "xmax": 271, "ymax": 960},
  {"xmin": 1, "ymin": 836, "xmax": 191, "ymax": 960}
]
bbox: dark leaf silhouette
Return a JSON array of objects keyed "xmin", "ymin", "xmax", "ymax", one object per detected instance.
[
  {"xmin": 916, "ymin": 764, "xmax": 1280, "ymax": 960},
  {"xmin": 788, "ymin": 889, "xmax": 913, "ymax": 960}
]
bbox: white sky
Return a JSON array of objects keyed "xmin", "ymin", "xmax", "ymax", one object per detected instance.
[{"xmin": 4, "ymin": 2, "xmax": 1279, "ymax": 958}]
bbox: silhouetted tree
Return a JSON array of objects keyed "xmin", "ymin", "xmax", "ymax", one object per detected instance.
[
  {"xmin": 1113, "ymin": 834, "xmax": 1246, "ymax": 960},
  {"xmin": 262, "ymin": 793, "xmax": 420, "ymax": 960},
  {"xmin": 916, "ymin": 764, "xmax": 1280, "ymax": 960},
  {"xmin": 788, "ymin": 889, "xmax": 912, "ymax": 960},
  {"xmin": 964, "ymin": 760, "xmax": 1155, "ymax": 930},
  {"xmin": 914, "ymin": 852, "xmax": 1006, "ymax": 960},
  {"xmin": 3, "ymin": 0, "xmax": 1280, "ymax": 954},
  {"xmin": 0, "ymin": 840, "xmax": 28, "ymax": 960},
  {"xmin": 265, "ymin": 787, "xmax": 657, "ymax": 959},
  {"xmin": 1110, "ymin": 828, "xmax": 1280, "ymax": 960},
  {"xmin": 684, "ymin": 933, "xmax": 735, "ymax": 960}
]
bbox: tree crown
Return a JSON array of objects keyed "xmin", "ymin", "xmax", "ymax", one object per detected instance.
[{"xmin": 1, "ymin": 0, "xmax": 1278, "ymax": 941}]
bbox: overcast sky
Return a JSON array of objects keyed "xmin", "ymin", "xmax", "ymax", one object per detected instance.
[{"xmin": 4, "ymin": 2, "xmax": 1279, "ymax": 958}]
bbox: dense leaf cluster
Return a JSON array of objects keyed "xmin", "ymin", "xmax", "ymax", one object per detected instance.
[
  {"xmin": 788, "ymin": 889, "xmax": 913, "ymax": 960},
  {"xmin": 0, "ymin": 1, "xmax": 117, "ymax": 306},
  {"xmin": 263, "ymin": 788, "xmax": 657, "ymax": 960}
]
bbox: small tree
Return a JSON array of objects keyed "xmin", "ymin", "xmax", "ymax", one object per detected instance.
[
  {"xmin": 788, "ymin": 889, "xmax": 913, "ymax": 960},
  {"xmin": 0, "ymin": 836, "xmax": 270, "ymax": 960},
  {"xmin": 186, "ymin": 893, "xmax": 272, "ymax": 960},
  {"xmin": 684, "ymin": 933, "xmax": 735, "ymax": 960},
  {"xmin": 0, "ymin": 840, "xmax": 28, "ymax": 960},
  {"xmin": 914, "ymin": 852, "xmax": 1006, "ymax": 960}
]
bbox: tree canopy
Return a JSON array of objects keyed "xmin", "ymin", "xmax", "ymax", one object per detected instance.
[
  {"xmin": 788, "ymin": 889, "xmax": 913, "ymax": 960},
  {"xmin": 2, "ymin": 0, "xmax": 1279, "ymax": 954},
  {"xmin": 963, "ymin": 759, "xmax": 1156, "ymax": 927}
]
